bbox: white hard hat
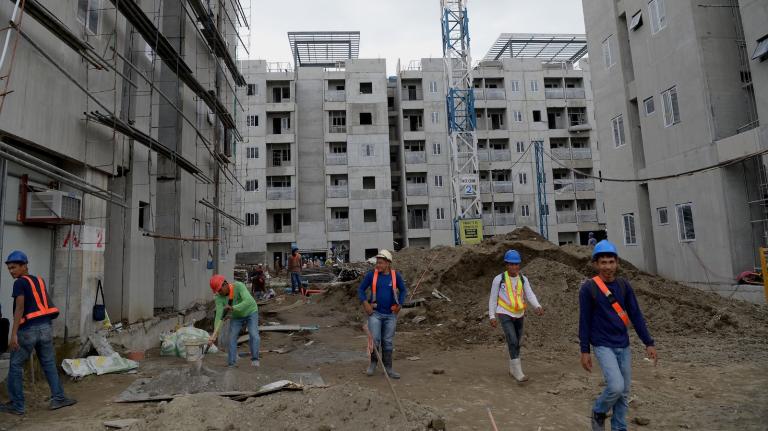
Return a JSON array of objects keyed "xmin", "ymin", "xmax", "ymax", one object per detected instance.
[{"xmin": 375, "ymin": 249, "xmax": 393, "ymax": 262}]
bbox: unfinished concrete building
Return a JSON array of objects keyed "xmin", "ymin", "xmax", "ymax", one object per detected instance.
[
  {"xmin": 0, "ymin": 0, "xmax": 248, "ymax": 339},
  {"xmin": 235, "ymin": 32, "xmax": 393, "ymax": 265},
  {"xmin": 582, "ymin": 0, "xmax": 768, "ymax": 300},
  {"xmin": 390, "ymin": 35, "xmax": 605, "ymax": 250}
]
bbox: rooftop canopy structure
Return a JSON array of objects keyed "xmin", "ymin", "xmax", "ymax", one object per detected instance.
[
  {"xmin": 483, "ymin": 33, "xmax": 588, "ymax": 63},
  {"xmin": 288, "ymin": 31, "xmax": 360, "ymax": 67}
]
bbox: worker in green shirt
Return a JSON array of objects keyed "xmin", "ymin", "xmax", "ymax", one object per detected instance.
[{"xmin": 208, "ymin": 274, "xmax": 260, "ymax": 367}]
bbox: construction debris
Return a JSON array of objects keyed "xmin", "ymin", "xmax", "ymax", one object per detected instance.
[{"xmin": 258, "ymin": 324, "xmax": 320, "ymax": 333}]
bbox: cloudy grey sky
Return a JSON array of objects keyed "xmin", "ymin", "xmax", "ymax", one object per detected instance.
[{"xmin": 245, "ymin": 0, "xmax": 586, "ymax": 75}]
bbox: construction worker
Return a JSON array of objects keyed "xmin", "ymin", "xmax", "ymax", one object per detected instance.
[
  {"xmin": 358, "ymin": 250, "xmax": 406, "ymax": 379},
  {"xmin": 580, "ymin": 240, "xmax": 657, "ymax": 431},
  {"xmin": 2, "ymin": 251, "xmax": 76, "ymax": 415},
  {"xmin": 287, "ymin": 247, "xmax": 302, "ymax": 294},
  {"xmin": 587, "ymin": 232, "xmax": 597, "ymax": 247},
  {"xmin": 208, "ymin": 274, "xmax": 260, "ymax": 368},
  {"xmin": 488, "ymin": 249, "xmax": 544, "ymax": 383}
]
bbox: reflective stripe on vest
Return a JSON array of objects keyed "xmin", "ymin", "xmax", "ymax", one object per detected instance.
[
  {"xmin": 19, "ymin": 275, "xmax": 59, "ymax": 324},
  {"xmin": 371, "ymin": 270, "xmax": 399, "ymax": 305},
  {"xmin": 592, "ymin": 276, "xmax": 630, "ymax": 326},
  {"xmin": 497, "ymin": 272, "xmax": 526, "ymax": 314}
]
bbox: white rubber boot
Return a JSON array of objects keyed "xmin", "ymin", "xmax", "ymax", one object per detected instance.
[{"xmin": 509, "ymin": 358, "xmax": 529, "ymax": 382}]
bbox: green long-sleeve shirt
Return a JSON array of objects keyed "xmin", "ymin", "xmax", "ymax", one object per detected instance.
[{"xmin": 214, "ymin": 281, "xmax": 258, "ymax": 331}]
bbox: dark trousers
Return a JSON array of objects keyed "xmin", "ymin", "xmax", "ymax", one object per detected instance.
[{"xmin": 499, "ymin": 314, "xmax": 524, "ymax": 359}]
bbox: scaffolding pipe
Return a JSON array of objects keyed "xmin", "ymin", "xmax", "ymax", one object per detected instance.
[
  {"xmin": 63, "ymin": 224, "xmax": 73, "ymax": 343},
  {"xmin": 0, "ymin": 151, "xmax": 127, "ymax": 207},
  {"xmin": 0, "ymin": 141, "xmax": 123, "ymax": 200},
  {"xmin": 0, "ymin": 0, "xmax": 22, "ymax": 72},
  {"xmin": 0, "ymin": 159, "xmax": 7, "ymax": 293}
]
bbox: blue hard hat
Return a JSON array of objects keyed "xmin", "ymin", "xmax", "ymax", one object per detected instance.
[
  {"xmin": 592, "ymin": 240, "xmax": 618, "ymax": 260},
  {"xmin": 503, "ymin": 249, "xmax": 522, "ymax": 264},
  {"xmin": 5, "ymin": 250, "xmax": 28, "ymax": 265}
]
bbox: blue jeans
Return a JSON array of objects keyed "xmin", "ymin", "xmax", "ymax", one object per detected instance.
[
  {"xmin": 228, "ymin": 311, "xmax": 260, "ymax": 366},
  {"xmin": 368, "ymin": 311, "xmax": 397, "ymax": 352},
  {"xmin": 290, "ymin": 272, "xmax": 301, "ymax": 293},
  {"xmin": 498, "ymin": 315, "xmax": 524, "ymax": 359},
  {"xmin": 593, "ymin": 346, "xmax": 632, "ymax": 431},
  {"xmin": 8, "ymin": 324, "xmax": 66, "ymax": 412}
]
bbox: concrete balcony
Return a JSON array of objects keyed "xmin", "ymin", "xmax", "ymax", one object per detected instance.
[
  {"xmin": 401, "ymin": 89, "xmax": 423, "ymax": 101},
  {"xmin": 551, "ymin": 147, "xmax": 572, "ymax": 160},
  {"xmin": 327, "ymin": 218, "xmax": 349, "ymax": 232},
  {"xmin": 553, "ymin": 179, "xmax": 575, "ymax": 192},
  {"xmin": 266, "ymin": 133, "xmax": 295, "ymax": 144},
  {"xmin": 571, "ymin": 148, "xmax": 592, "ymax": 160},
  {"xmin": 266, "ymin": 101, "xmax": 295, "ymax": 112},
  {"xmin": 574, "ymin": 179, "xmax": 595, "ymax": 191},
  {"xmin": 480, "ymin": 181, "xmax": 491, "ymax": 194},
  {"xmin": 483, "ymin": 213, "xmax": 516, "ymax": 226},
  {"xmin": 545, "ymin": 88, "xmax": 586, "ymax": 99},
  {"xmin": 556, "ymin": 211, "xmax": 576, "ymax": 224},
  {"xmin": 266, "ymin": 187, "xmax": 295, "ymax": 200},
  {"xmin": 485, "ymin": 89, "xmax": 506, "ymax": 100},
  {"xmin": 405, "ymin": 151, "xmax": 427, "ymax": 164},
  {"xmin": 577, "ymin": 210, "xmax": 598, "ymax": 223},
  {"xmin": 326, "ymin": 185, "xmax": 349, "ymax": 198},
  {"xmin": 328, "ymin": 125, "xmax": 347, "ymax": 134},
  {"xmin": 432, "ymin": 219, "xmax": 452, "ymax": 230},
  {"xmin": 477, "ymin": 150, "xmax": 490, "ymax": 162},
  {"xmin": 325, "ymin": 90, "xmax": 346, "ymax": 102},
  {"xmin": 566, "ymin": 88, "xmax": 586, "ymax": 99},
  {"xmin": 490, "ymin": 149, "xmax": 511, "ymax": 161},
  {"xmin": 492, "ymin": 181, "xmax": 515, "ymax": 193},
  {"xmin": 267, "ymin": 225, "xmax": 293, "ymax": 234},
  {"xmin": 406, "ymin": 183, "xmax": 428, "ymax": 196},
  {"xmin": 326, "ymin": 153, "xmax": 348, "ymax": 165}
]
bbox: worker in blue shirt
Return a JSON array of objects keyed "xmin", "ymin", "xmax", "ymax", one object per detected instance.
[
  {"xmin": 358, "ymin": 249, "xmax": 407, "ymax": 379},
  {"xmin": 579, "ymin": 240, "xmax": 657, "ymax": 431}
]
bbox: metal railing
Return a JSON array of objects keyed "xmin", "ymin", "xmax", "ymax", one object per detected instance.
[
  {"xmin": 326, "ymin": 185, "xmax": 349, "ymax": 198},
  {"xmin": 329, "ymin": 125, "xmax": 347, "ymax": 134},
  {"xmin": 407, "ymin": 219, "xmax": 429, "ymax": 230},
  {"xmin": 267, "ymin": 225, "xmax": 293, "ymax": 234},
  {"xmin": 477, "ymin": 150, "xmax": 490, "ymax": 162},
  {"xmin": 577, "ymin": 210, "xmax": 598, "ymax": 223},
  {"xmin": 405, "ymin": 151, "xmax": 427, "ymax": 164},
  {"xmin": 553, "ymin": 179, "xmax": 574, "ymax": 192},
  {"xmin": 491, "ymin": 149, "xmax": 511, "ymax": 161},
  {"xmin": 327, "ymin": 218, "xmax": 349, "ymax": 232},
  {"xmin": 325, "ymin": 90, "xmax": 346, "ymax": 102},
  {"xmin": 406, "ymin": 183, "xmax": 428, "ymax": 196},
  {"xmin": 267, "ymin": 62, "xmax": 293, "ymax": 72},
  {"xmin": 566, "ymin": 88, "xmax": 586, "ymax": 99},
  {"xmin": 556, "ymin": 211, "xmax": 576, "ymax": 223},
  {"xmin": 482, "ymin": 213, "xmax": 516, "ymax": 226},
  {"xmin": 268, "ymin": 156, "xmax": 292, "ymax": 167},
  {"xmin": 266, "ymin": 187, "xmax": 295, "ymax": 200},
  {"xmin": 480, "ymin": 181, "xmax": 491, "ymax": 193},
  {"xmin": 326, "ymin": 153, "xmax": 347, "ymax": 165}
]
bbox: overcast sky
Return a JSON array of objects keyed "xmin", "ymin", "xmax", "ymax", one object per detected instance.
[{"xmin": 245, "ymin": 0, "xmax": 586, "ymax": 75}]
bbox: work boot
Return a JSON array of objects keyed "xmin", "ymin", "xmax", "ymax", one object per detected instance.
[
  {"xmin": 591, "ymin": 411, "xmax": 606, "ymax": 431},
  {"xmin": 49, "ymin": 397, "xmax": 77, "ymax": 411},
  {"xmin": 0, "ymin": 403, "xmax": 23, "ymax": 415},
  {"xmin": 382, "ymin": 350, "xmax": 400, "ymax": 379},
  {"xmin": 509, "ymin": 358, "xmax": 528, "ymax": 382},
  {"xmin": 366, "ymin": 352, "xmax": 378, "ymax": 376}
]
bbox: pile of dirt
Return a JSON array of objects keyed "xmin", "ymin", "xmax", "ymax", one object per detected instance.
[
  {"xmin": 319, "ymin": 228, "xmax": 768, "ymax": 357},
  {"xmin": 136, "ymin": 385, "xmax": 441, "ymax": 431}
]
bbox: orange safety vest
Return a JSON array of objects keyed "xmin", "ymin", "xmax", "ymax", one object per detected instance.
[
  {"xmin": 19, "ymin": 275, "xmax": 59, "ymax": 324},
  {"xmin": 592, "ymin": 276, "xmax": 630, "ymax": 326},
  {"xmin": 370, "ymin": 270, "xmax": 399, "ymax": 305},
  {"xmin": 497, "ymin": 271, "xmax": 526, "ymax": 314}
]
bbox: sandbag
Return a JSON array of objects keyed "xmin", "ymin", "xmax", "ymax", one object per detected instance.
[
  {"xmin": 159, "ymin": 326, "xmax": 218, "ymax": 358},
  {"xmin": 62, "ymin": 353, "xmax": 138, "ymax": 378}
]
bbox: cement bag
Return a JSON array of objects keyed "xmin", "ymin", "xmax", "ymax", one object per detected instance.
[
  {"xmin": 62, "ymin": 353, "xmax": 138, "ymax": 377},
  {"xmin": 160, "ymin": 326, "xmax": 217, "ymax": 358}
]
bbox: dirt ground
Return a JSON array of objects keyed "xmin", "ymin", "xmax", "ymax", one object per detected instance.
[{"xmin": 2, "ymin": 228, "xmax": 767, "ymax": 430}]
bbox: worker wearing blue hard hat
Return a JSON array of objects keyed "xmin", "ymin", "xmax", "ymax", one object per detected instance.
[
  {"xmin": 1, "ymin": 251, "xmax": 76, "ymax": 415},
  {"xmin": 488, "ymin": 249, "xmax": 544, "ymax": 383},
  {"xmin": 578, "ymin": 240, "xmax": 658, "ymax": 430}
]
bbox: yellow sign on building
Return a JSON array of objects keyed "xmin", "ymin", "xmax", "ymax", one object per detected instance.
[{"xmin": 458, "ymin": 219, "xmax": 483, "ymax": 245}]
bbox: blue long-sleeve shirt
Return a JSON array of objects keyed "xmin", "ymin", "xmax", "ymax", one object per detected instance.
[
  {"xmin": 358, "ymin": 270, "xmax": 407, "ymax": 315},
  {"xmin": 578, "ymin": 277, "xmax": 654, "ymax": 353}
]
